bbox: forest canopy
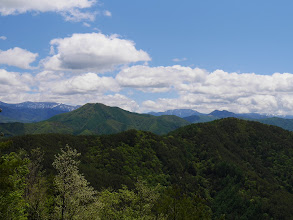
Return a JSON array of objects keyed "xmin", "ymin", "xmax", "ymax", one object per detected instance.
[{"xmin": 0, "ymin": 118, "xmax": 293, "ymax": 219}]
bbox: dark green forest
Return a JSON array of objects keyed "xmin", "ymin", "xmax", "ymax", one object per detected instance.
[{"xmin": 1, "ymin": 118, "xmax": 293, "ymax": 219}]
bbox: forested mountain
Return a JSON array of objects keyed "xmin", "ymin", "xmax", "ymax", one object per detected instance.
[
  {"xmin": 1, "ymin": 118, "xmax": 292, "ymax": 219},
  {"xmin": 0, "ymin": 103, "xmax": 189, "ymax": 136},
  {"xmin": 0, "ymin": 101, "xmax": 79, "ymax": 123}
]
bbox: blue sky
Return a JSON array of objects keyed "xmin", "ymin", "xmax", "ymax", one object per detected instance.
[{"xmin": 1, "ymin": 0, "xmax": 293, "ymax": 114}]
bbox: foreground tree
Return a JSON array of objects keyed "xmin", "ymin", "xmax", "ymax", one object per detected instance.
[
  {"xmin": 0, "ymin": 108, "xmax": 29, "ymax": 219},
  {"xmin": 25, "ymin": 148, "xmax": 50, "ymax": 220},
  {"xmin": 52, "ymin": 145, "xmax": 100, "ymax": 220},
  {"xmin": 0, "ymin": 146, "xmax": 29, "ymax": 220}
]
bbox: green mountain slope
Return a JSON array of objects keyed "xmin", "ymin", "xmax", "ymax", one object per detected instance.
[
  {"xmin": 0, "ymin": 103, "xmax": 190, "ymax": 136},
  {"xmin": 257, "ymin": 117, "xmax": 293, "ymax": 131},
  {"xmin": 2, "ymin": 118, "xmax": 293, "ymax": 219},
  {"xmin": 170, "ymin": 118, "xmax": 293, "ymax": 219}
]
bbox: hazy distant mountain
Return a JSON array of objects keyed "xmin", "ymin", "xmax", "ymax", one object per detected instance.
[
  {"xmin": 0, "ymin": 101, "xmax": 79, "ymax": 111},
  {"xmin": 237, "ymin": 112, "xmax": 270, "ymax": 119},
  {"xmin": 149, "ymin": 109, "xmax": 269, "ymax": 120},
  {"xmin": 0, "ymin": 103, "xmax": 190, "ymax": 136},
  {"xmin": 0, "ymin": 101, "xmax": 79, "ymax": 123},
  {"xmin": 148, "ymin": 109, "xmax": 203, "ymax": 118},
  {"xmin": 149, "ymin": 109, "xmax": 271, "ymax": 122},
  {"xmin": 183, "ymin": 114, "xmax": 219, "ymax": 123},
  {"xmin": 209, "ymin": 110, "xmax": 238, "ymax": 118}
]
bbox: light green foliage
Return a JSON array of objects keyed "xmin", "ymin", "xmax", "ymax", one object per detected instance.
[
  {"xmin": 98, "ymin": 180, "xmax": 165, "ymax": 219},
  {"xmin": 0, "ymin": 148, "xmax": 29, "ymax": 220},
  {"xmin": 52, "ymin": 145, "xmax": 99, "ymax": 220}
]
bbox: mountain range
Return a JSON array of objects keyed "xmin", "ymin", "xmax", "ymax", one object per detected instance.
[
  {"xmin": 0, "ymin": 103, "xmax": 189, "ymax": 136},
  {"xmin": 150, "ymin": 109, "xmax": 293, "ymax": 132},
  {"xmin": 149, "ymin": 108, "xmax": 293, "ymax": 119},
  {"xmin": 3, "ymin": 101, "xmax": 293, "ymax": 135}
]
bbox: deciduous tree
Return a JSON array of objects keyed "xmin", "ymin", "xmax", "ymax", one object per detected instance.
[{"xmin": 52, "ymin": 145, "xmax": 99, "ymax": 220}]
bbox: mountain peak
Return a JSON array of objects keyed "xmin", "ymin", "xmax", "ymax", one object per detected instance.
[{"xmin": 42, "ymin": 103, "xmax": 190, "ymax": 135}]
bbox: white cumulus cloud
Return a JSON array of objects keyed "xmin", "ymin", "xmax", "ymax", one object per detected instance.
[
  {"xmin": 0, "ymin": 36, "xmax": 7, "ymax": 40},
  {"xmin": 43, "ymin": 33, "xmax": 151, "ymax": 73},
  {"xmin": 0, "ymin": 0, "xmax": 96, "ymax": 21},
  {"xmin": 0, "ymin": 47, "xmax": 38, "ymax": 69}
]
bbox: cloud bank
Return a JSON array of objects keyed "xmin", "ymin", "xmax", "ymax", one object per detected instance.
[{"xmin": 127, "ymin": 66, "xmax": 293, "ymax": 114}]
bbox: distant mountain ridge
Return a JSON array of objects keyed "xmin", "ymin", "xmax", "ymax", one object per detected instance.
[
  {"xmin": 149, "ymin": 108, "xmax": 270, "ymax": 119},
  {"xmin": 150, "ymin": 108, "xmax": 293, "ymax": 119},
  {"xmin": 148, "ymin": 109, "xmax": 203, "ymax": 118},
  {"xmin": 0, "ymin": 101, "xmax": 80, "ymax": 123},
  {"xmin": 0, "ymin": 101, "xmax": 79, "ymax": 111},
  {"xmin": 150, "ymin": 108, "xmax": 293, "ymax": 132},
  {"xmin": 3, "ymin": 101, "xmax": 293, "ymax": 134}
]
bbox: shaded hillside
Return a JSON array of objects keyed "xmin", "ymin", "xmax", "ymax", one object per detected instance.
[
  {"xmin": 2, "ymin": 118, "xmax": 293, "ymax": 219},
  {"xmin": 258, "ymin": 117, "xmax": 293, "ymax": 131},
  {"xmin": 0, "ymin": 103, "xmax": 190, "ymax": 136}
]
